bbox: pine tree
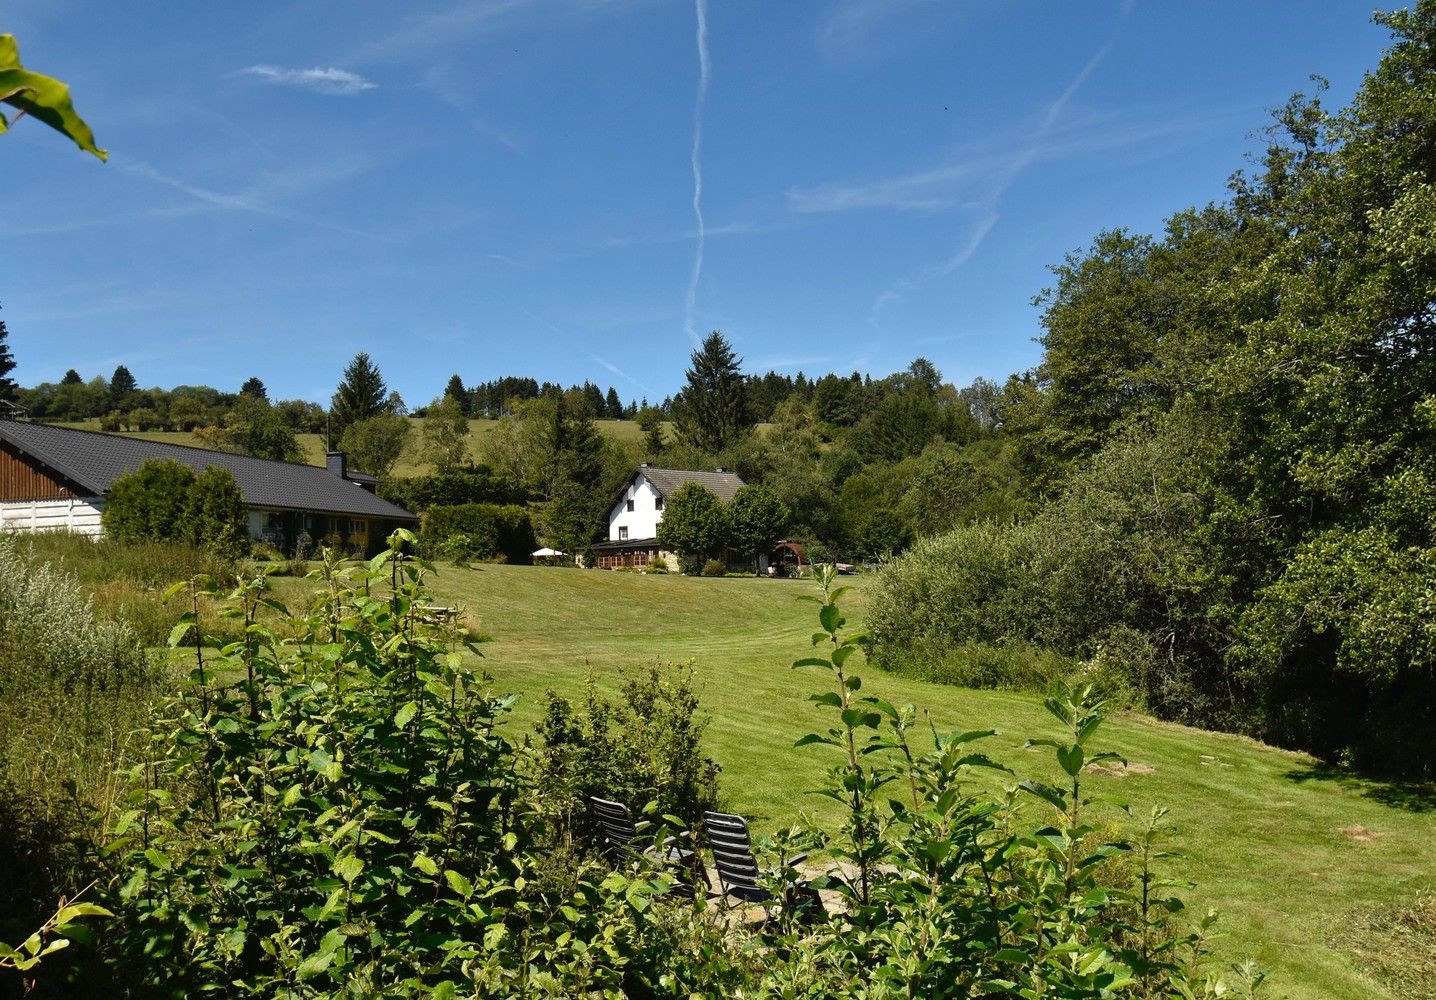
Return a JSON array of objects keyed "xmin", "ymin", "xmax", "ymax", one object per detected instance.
[
  {"xmin": 604, "ymin": 386, "xmax": 623, "ymax": 419},
  {"xmin": 240, "ymin": 377, "xmax": 268, "ymax": 400},
  {"xmin": 673, "ymin": 330, "xmax": 750, "ymax": 453},
  {"xmin": 329, "ymin": 352, "xmax": 388, "ymax": 447},
  {"xmin": 0, "ymin": 305, "xmax": 16, "ymax": 402},
  {"xmin": 109, "ymin": 364, "xmax": 137, "ymax": 402},
  {"xmin": 443, "ymin": 374, "xmax": 469, "ymax": 415},
  {"xmin": 61, "ymin": 369, "xmax": 83, "ymax": 385}
]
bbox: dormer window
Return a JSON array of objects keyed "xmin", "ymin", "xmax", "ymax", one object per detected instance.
[
  {"xmin": 655, "ymin": 497, "xmax": 664, "ymax": 511},
  {"xmin": 626, "ymin": 499, "xmax": 635, "ymax": 512}
]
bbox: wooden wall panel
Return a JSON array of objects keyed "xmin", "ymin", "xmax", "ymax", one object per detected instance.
[{"xmin": 0, "ymin": 444, "xmax": 76, "ymax": 500}]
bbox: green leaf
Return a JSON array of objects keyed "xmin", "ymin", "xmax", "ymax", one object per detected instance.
[
  {"xmin": 166, "ymin": 621, "xmax": 194, "ymax": 648},
  {"xmin": 294, "ymin": 950, "xmax": 334, "ymax": 981},
  {"xmin": 332, "ymin": 855, "xmax": 363, "ymax": 884},
  {"xmin": 819, "ymin": 603, "xmax": 842, "ymax": 633},
  {"xmin": 411, "ymin": 853, "xmax": 438, "ymax": 875},
  {"xmin": 393, "ymin": 700, "xmax": 418, "ymax": 730},
  {"xmin": 1018, "ymin": 779, "xmax": 1068, "ymax": 813},
  {"xmin": 444, "ymin": 869, "xmax": 474, "ymax": 899},
  {"xmin": 1057, "ymin": 743, "xmax": 1085, "ymax": 777},
  {"xmin": 807, "ymin": 691, "xmax": 842, "ymax": 707},
  {"xmin": 792, "ymin": 657, "xmax": 831, "ymax": 670}
]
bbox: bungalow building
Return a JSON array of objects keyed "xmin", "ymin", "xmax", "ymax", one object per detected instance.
[
  {"xmin": 590, "ymin": 463, "xmax": 745, "ymax": 570},
  {"xmin": 0, "ymin": 420, "xmax": 417, "ymax": 555}
]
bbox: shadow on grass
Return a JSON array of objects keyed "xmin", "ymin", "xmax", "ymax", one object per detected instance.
[{"xmin": 1285, "ymin": 762, "xmax": 1436, "ymax": 813}]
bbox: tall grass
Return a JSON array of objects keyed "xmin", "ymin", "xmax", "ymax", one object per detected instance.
[
  {"xmin": 0, "ymin": 535, "xmax": 165, "ymax": 951},
  {"xmin": 17, "ymin": 532, "xmax": 240, "ymax": 646}
]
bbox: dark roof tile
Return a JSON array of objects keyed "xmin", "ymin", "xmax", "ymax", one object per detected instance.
[{"xmin": 0, "ymin": 422, "xmax": 416, "ymax": 521}]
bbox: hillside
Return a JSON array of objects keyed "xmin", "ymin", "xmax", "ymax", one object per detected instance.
[
  {"xmin": 413, "ymin": 562, "xmax": 1432, "ymax": 1000},
  {"xmin": 53, "ymin": 417, "xmax": 649, "ymax": 477}
]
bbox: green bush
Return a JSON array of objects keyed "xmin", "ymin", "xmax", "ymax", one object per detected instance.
[
  {"xmin": 883, "ymin": 638, "xmax": 1076, "ymax": 692},
  {"xmin": 101, "ymin": 458, "xmax": 195, "ymax": 543},
  {"xmin": 181, "ymin": 466, "xmax": 248, "ymax": 560},
  {"xmin": 420, "ymin": 503, "xmax": 537, "ymax": 563},
  {"xmin": 701, "ymin": 558, "xmax": 727, "ymax": 577},
  {"xmin": 380, "ymin": 469, "xmax": 529, "ymax": 513},
  {"xmin": 102, "ymin": 458, "xmax": 249, "ymax": 560},
  {"xmin": 533, "ymin": 666, "xmax": 722, "ymax": 855}
]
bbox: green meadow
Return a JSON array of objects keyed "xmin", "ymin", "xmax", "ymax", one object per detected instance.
[{"xmin": 404, "ymin": 561, "xmax": 1434, "ymax": 1000}]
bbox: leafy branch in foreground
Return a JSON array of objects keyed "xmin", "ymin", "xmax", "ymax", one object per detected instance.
[
  {"xmin": 791, "ymin": 565, "xmax": 1277, "ymax": 999},
  {"xmin": 0, "ymin": 882, "xmax": 111, "ymax": 974},
  {"xmin": 0, "ymin": 34, "xmax": 105, "ymax": 160}
]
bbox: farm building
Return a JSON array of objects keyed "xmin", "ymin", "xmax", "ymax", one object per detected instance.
[
  {"xmin": 590, "ymin": 463, "xmax": 745, "ymax": 570},
  {"xmin": 0, "ymin": 420, "xmax": 416, "ymax": 554}
]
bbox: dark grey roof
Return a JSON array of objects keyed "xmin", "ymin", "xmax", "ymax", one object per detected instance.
[
  {"xmin": 637, "ymin": 466, "xmax": 746, "ymax": 502},
  {"xmin": 0, "ymin": 422, "xmax": 417, "ymax": 521}
]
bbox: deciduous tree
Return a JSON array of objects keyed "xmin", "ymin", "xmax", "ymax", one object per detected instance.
[
  {"xmin": 339, "ymin": 412, "xmax": 411, "ymax": 480},
  {"xmin": 657, "ymin": 482, "xmax": 730, "ymax": 572}
]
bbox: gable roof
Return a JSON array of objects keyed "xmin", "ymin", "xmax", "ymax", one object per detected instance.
[
  {"xmin": 0, "ymin": 422, "xmax": 417, "ymax": 521},
  {"xmin": 633, "ymin": 465, "xmax": 746, "ymax": 503}
]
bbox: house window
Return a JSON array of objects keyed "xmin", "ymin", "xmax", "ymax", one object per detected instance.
[
  {"xmin": 619, "ymin": 526, "xmax": 629, "ymax": 541},
  {"xmin": 626, "ymin": 499, "xmax": 635, "ymax": 512},
  {"xmin": 655, "ymin": 497, "xmax": 664, "ymax": 511},
  {"xmin": 350, "ymin": 519, "xmax": 365, "ymax": 534}
]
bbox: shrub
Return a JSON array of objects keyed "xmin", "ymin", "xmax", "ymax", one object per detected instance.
[
  {"xmin": 181, "ymin": 466, "xmax": 248, "ymax": 560},
  {"xmin": 102, "ymin": 458, "xmax": 195, "ymax": 543},
  {"xmin": 419, "ymin": 503, "xmax": 536, "ymax": 563},
  {"xmin": 102, "ymin": 459, "xmax": 249, "ymax": 560},
  {"xmin": 701, "ymin": 558, "xmax": 727, "ymax": 577},
  {"xmin": 96, "ymin": 536, "xmax": 739, "ymax": 997},
  {"xmin": 532, "ymin": 666, "xmax": 722, "ymax": 850},
  {"xmin": 883, "ymin": 638, "xmax": 1076, "ymax": 692},
  {"xmin": 381, "ymin": 468, "xmax": 529, "ymax": 514}
]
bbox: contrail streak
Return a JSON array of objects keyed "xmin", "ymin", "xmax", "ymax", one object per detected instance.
[{"xmin": 684, "ymin": 0, "xmax": 710, "ymax": 343}]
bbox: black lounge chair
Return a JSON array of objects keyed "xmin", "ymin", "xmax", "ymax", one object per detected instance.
[
  {"xmin": 586, "ymin": 796, "xmax": 704, "ymax": 896},
  {"xmin": 701, "ymin": 810, "xmax": 823, "ymax": 919}
]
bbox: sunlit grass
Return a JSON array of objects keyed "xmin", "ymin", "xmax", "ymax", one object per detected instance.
[{"xmin": 408, "ymin": 561, "xmax": 1433, "ymax": 1000}]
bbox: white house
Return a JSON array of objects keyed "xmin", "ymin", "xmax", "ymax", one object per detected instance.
[{"xmin": 590, "ymin": 463, "xmax": 745, "ymax": 569}]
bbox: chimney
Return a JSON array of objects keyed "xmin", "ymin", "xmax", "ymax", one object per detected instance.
[{"xmin": 326, "ymin": 452, "xmax": 347, "ymax": 478}]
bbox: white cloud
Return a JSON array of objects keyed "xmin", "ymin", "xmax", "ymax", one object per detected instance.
[{"xmin": 239, "ymin": 65, "xmax": 377, "ymax": 96}]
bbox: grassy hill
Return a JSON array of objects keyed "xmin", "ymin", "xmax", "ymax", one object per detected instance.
[
  {"xmin": 54, "ymin": 417, "xmax": 649, "ymax": 477},
  {"xmin": 410, "ymin": 562, "xmax": 1431, "ymax": 1000}
]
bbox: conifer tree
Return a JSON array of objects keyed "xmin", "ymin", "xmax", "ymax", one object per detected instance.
[
  {"xmin": 61, "ymin": 368, "xmax": 83, "ymax": 385},
  {"xmin": 0, "ymin": 305, "xmax": 17, "ymax": 402},
  {"xmin": 239, "ymin": 377, "xmax": 268, "ymax": 400},
  {"xmin": 443, "ymin": 374, "xmax": 469, "ymax": 414},
  {"xmin": 673, "ymin": 331, "xmax": 750, "ymax": 453},
  {"xmin": 329, "ymin": 352, "xmax": 388, "ymax": 447},
  {"xmin": 109, "ymin": 364, "xmax": 137, "ymax": 402}
]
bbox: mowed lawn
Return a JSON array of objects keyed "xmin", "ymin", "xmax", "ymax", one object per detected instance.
[{"xmin": 418, "ymin": 562, "xmax": 1432, "ymax": 1000}]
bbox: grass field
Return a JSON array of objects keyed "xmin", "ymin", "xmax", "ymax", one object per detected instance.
[
  {"xmin": 55, "ymin": 417, "xmax": 649, "ymax": 477},
  {"xmin": 409, "ymin": 561, "xmax": 1432, "ymax": 1000}
]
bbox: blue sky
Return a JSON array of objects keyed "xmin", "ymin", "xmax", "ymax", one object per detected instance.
[{"xmin": 2, "ymin": 1, "xmax": 1391, "ymax": 406}]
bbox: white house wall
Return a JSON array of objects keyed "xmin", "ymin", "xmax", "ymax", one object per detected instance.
[
  {"xmin": 0, "ymin": 497, "xmax": 106, "ymax": 536},
  {"xmin": 608, "ymin": 475, "xmax": 665, "ymax": 541}
]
